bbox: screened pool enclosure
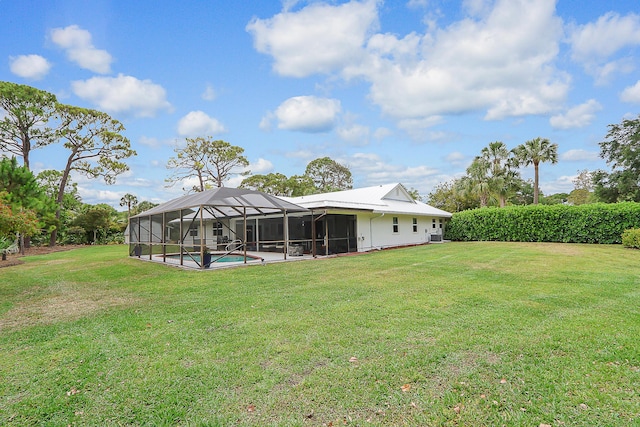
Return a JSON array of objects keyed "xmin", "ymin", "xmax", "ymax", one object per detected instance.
[{"xmin": 128, "ymin": 187, "xmax": 317, "ymax": 269}]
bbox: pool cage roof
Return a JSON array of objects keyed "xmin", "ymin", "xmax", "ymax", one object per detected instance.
[{"xmin": 131, "ymin": 187, "xmax": 309, "ymax": 218}]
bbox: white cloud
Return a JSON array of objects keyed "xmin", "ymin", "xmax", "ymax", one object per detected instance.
[
  {"xmin": 373, "ymin": 127, "xmax": 392, "ymax": 140},
  {"xmin": 249, "ymin": 158, "xmax": 274, "ymax": 174},
  {"xmin": 352, "ymin": 0, "xmax": 568, "ymax": 121},
  {"xmin": 76, "ymin": 186, "xmax": 122, "ymax": 204},
  {"xmin": 621, "ymin": 80, "xmax": 640, "ymax": 103},
  {"xmin": 249, "ymin": 0, "xmax": 568, "ymax": 123},
  {"xmin": 560, "ymin": 149, "xmax": 600, "ymax": 162},
  {"xmin": 71, "ymin": 74, "xmax": 172, "ymax": 117},
  {"xmin": 273, "ymin": 96, "xmax": 341, "ymax": 132},
  {"xmin": 177, "ymin": 111, "xmax": 226, "ymax": 136},
  {"xmin": 336, "ymin": 121, "xmax": 370, "ymax": 145},
  {"xmin": 9, "ymin": 54, "xmax": 51, "ymax": 79},
  {"xmin": 347, "ymin": 152, "xmax": 438, "ymax": 190},
  {"xmin": 259, "ymin": 111, "xmax": 275, "ymax": 131},
  {"xmin": 568, "ymin": 12, "xmax": 640, "ymax": 63},
  {"xmin": 397, "ymin": 116, "xmax": 444, "ymax": 140},
  {"xmin": 201, "ymin": 83, "xmax": 217, "ymax": 101},
  {"xmin": 568, "ymin": 12, "xmax": 640, "ymax": 82},
  {"xmin": 138, "ymin": 136, "xmax": 161, "ymax": 148},
  {"xmin": 50, "ymin": 25, "xmax": 113, "ymax": 74},
  {"xmin": 549, "ymin": 99, "xmax": 602, "ymax": 129},
  {"xmin": 247, "ymin": 0, "xmax": 378, "ymax": 77},
  {"xmin": 445, "ymin": 151, "xmax": 468, "ymax": 167}
]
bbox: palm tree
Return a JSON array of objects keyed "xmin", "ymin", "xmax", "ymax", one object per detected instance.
[
  {"xmin": 465, "ymin": 157, "xmax": 493, "ymax": 207},
  {"xmin": 480, "ymin": 141, "xmax": 515, "ymax": 207},
  {"xmin": 512, "ymin": 137, "xmax": 558, "ymax": 204},
  {"xmin": 120, "ymin": 193, "xmax": 138, "ymax": 219}
]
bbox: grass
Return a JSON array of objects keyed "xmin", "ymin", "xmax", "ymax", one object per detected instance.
[{"xmin": 0, "ymin": 242, "xmax": 638, "ymax": 426}]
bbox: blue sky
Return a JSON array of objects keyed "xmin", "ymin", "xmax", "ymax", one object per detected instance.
[{"xmin": 2, "ymin": 0, "xmax": 640, "ymax": 208}]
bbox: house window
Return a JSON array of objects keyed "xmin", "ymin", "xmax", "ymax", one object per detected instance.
[
  {"xmin": 432, "ymin": 218, "xmax": 436, "ymax": 229},
  {"xmin": 189, "ymin": 226, "xmax": 198, "ymax": 237},
  {"xmin": 439, "ymin": 219, "xmax": 443, "ymax": 229},
  {"xmin": 213, "ymin": 221, "xmax": 223, "ymax": 236},
  {"xmin": 392, "ymin": 217, "xmax": 399, "ymax": 233},
  {"xmin": 412, "ymin": 218, "xmax": 418, "ymax": 233}
]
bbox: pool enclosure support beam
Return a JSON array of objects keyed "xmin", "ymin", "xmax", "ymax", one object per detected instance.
[
  {"xmin": 179, "ymin": 209, "xmax": 183, "ymax": 266},
  {"xmin": 162, "ymin": 212, "xmax": 167, "ymax": 261},
  {"xmin": 284, "ymin": 210, "xmax": 288, "ymax": 260},
  {"xmin": 199, "ymin": 205, "xmax": 205, "ymax": 269},
  {"xmin": 312, "ymin": 211, "xmax": 327, "ymax": 257},
  {"xmin": 243, "ymin": 207, "xmax": 247, "ymax": 263}
]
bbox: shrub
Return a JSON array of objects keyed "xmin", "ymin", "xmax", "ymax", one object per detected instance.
[
  {"xmin": 445, "ymin": 202, "xmax": 640, "ymax": 244},
  {"xmin": 622, "ymin": 228, "xmax": 640, "ymax": 249}
]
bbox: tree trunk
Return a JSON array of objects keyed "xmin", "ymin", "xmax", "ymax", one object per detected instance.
[
  {"xmin": 50, "ymin": 154, "xmax": 75, "ymax": 247},
  {"xmin": 533, "ymin": 162, "xmax": 540, "ymax": 204}
]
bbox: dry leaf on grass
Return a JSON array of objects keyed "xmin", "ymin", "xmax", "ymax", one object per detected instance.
[{"xmin": 401, "ymin": 383, "xmax": 411, "ymax": 392}]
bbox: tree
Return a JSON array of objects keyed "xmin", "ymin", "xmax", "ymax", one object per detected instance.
[
  {"xmin": 49, "ymin": 105, "xmax": 135, "ymax": 246},
  {"xmin": 0, "ymin": 191, "xmax": 39, "ymax": 243},
  {"xmin": 240, "ymin": 173, "xmax": 290, "ymax": 195},
  {"xmin": 0, "ymin": 81, "xmax": 58, "ymax": 170},
  {"xmin": 567, "ymin": 169, "xmax": 594, "ymax": 205},
  {"xmin": 540, "ymin": 192, "xmax": 568, "ymax": 205},
  {"xmin": 240, "ymin": 173, "xmax": 315, "ymax": 196},
  {"xmin": 463, "ymin": 157, "xmax": 493, "ymax": 207},
  {"xmin": 132, "ymin": 200, "xmax": 158, "ymax": 216},
  {"xmin": 406, "ymin": 187, "xmax": 422, "ymax": 201},
  {"xmin": 426, "ymin": 179, "xmax": 478, "ymax": 212},
  {"xmin": 166, "ymin": 137, "xmax": 249, "ymax": 192},
  {"xmin": 512, "ymin": 137, "xmax": 558, "ymax": 204},
  {"xmin": 286, "ymin": 175, "xmax": 315, "ymax": 196},
  {"xmin": 73, "ymin": 203, "xmax": 118, "ymax": 244},
  {"xmin": 120, "ymin": 193, "xmax": 138, "ymax": 218},
  {"xmin": 480, "ymin": 141, "xmax": 519, "ymax": 207},
  {"xmin": 37, "ymin": 169, "xmax": 83, "ymax": 244},
  {"xmin": 593, "ymin": 115, "xmax": 640, "ymax": 202},
  {"xmin": 0, "ymin": 157, "xmax": 56, "ymax": 251},
  {"xmin": 508, "ymin": 178, "xmax": 535, "ymax": 205},
  {"xmin": 304, "ymin": 157, "xmax": 353, "ymax": 193}
]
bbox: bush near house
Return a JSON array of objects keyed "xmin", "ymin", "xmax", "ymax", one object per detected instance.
[
  {"xmin": 622, "ymin": 228, "xmax": 640, "ymax": 248},
  {"xmin": 445, "ymin": 202, "xmax": 640, "ymax": 244}
]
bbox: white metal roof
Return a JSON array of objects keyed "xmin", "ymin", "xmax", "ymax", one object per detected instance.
[{"xmin": 284, "ymin": 183, "xmax": 452, "ymax": 217}]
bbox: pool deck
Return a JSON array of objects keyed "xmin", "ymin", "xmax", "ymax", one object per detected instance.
[{"xmin": 147, "ymin": 250, "xmax": 316, "ymax": 270}]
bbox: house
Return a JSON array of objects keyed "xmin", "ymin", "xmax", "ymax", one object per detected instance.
[
  {"xmin": 127, "ymin": 184, "xmax": 451, "ymax": 269},
  {"xmin": 284, "ymin": 183, "xmax": 452, "ymax": 254}
]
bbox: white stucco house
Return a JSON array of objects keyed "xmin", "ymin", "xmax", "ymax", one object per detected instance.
[
  {"xmin": 284, "ymin": 183, "xmax": 452, "ymax": 254},
  {"xmin": 127, "ymin": 183, "xmax": 451, "ymax": 269}
]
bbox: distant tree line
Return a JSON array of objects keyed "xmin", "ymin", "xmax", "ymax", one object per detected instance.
[
  {"xmin": 427, "ymin": 115, "xmax": 640, "ymax": 212},
  {"xmin": 0, "ymin": 81, "xmax": 136, "ymax": 248}
]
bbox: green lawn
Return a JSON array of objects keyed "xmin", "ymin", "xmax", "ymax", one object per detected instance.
[{"xmin": 0, "ymin": 242, "xmax": 638, "ymax": 426}]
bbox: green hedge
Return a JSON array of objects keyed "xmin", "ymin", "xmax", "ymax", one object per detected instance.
[
  {"xmin": 445, "ymin": 203, "xmax": 640, "ymax": 244},
  {"xmin": 622, "ymin": 228, "xmax": 640, "ymax": 248}
]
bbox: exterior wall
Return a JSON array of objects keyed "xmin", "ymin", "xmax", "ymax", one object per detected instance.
[{"xmin": 355, "ymin": 212, "xmax": 444, "ymax": 252}]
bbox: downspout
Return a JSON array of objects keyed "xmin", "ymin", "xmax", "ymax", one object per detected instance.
[{"xmin": 369, "ymin": 212, "xmax": 385, "ymax": 251}]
